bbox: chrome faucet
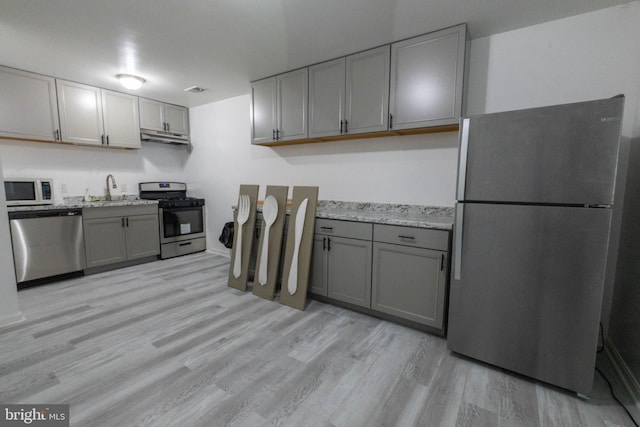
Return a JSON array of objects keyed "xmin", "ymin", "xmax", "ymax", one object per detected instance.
[{"xmin": 105, "ymin": 174, "xmax": 117, "ymax": 201}]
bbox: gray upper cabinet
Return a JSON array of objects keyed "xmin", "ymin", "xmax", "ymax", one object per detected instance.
[
  {"xmin": 345, "ymin": 45, "xmax": 390, "ymax": 134},
  {"xmin": 308, "ymin": 46, "xmax": 390, "ymax": 138},
  {"xmin": 251, "ymin": 68, "xmax": 308, "ymax": 144},
  {"xmin": 139, "ymin": 98, "xmax": 164, "ymax": 132},
  {"xmin": 389, "ymin": 24, "xmax": 468, "ymax": 130},
  {"xmin": 0, "ymin": 66, "xmax": 60, "ymax": 142},
  {"xmin": 250, "ymin": 77, "xmax": 277, "ymax": 144},
  {"xmin": 102, "ymin": 89, "xmax": 141, "ymax": 149},
  {"xmin": 164, "ymin": 104, "xmax": 189, "ymax": 135},
  {"xmin": 139, "ymin": 98, "xmax": 189, "ymax": 135},
  {"xmin": 56, "ymin": 80, "xmax": 104, "ymax": 146},
  {"xmin": 57, "ymin": 80, "xmax": 140, "ymax": 148},
  {"xmin": 308, "ymin": 58, "xmax": 345, "ymax": 138},
  {"xmin": 277, "ymin": 68, "xmax": 308, "ymax": 142}
]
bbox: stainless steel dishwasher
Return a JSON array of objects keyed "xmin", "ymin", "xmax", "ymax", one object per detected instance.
[{"xmin": 8, "ymin": 208, "xmax": 85, "ymax": 285}]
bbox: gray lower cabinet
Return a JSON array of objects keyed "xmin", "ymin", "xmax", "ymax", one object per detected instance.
[
  {"xmin": 372, "ymin": 224, "xmax": 449, "ymax": 329},
  {"xmin": 83, "ymin": 205, "xmax": 159, "ymax": 269},
  {"xmin": 311, "ymin": 219, "xmax": 373, "ymax": 308}
]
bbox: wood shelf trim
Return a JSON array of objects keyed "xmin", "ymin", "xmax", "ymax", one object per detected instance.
[{"xmin": 255, "ymin": 124, "xmax": 459, "ymax": 147}]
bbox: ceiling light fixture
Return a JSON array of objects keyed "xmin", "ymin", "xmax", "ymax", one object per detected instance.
[{"xmin": 116, "ymin": 73, "xmax": 145, "ymax": 90}]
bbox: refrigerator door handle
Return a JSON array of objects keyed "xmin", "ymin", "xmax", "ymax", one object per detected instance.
[
  {"xmin": 454, "ymin": 203, "xmax": 464, "ymax": 280},
  {"xmin": 457, "ymin": 118, "xmax": 470, "ymax": 200}
]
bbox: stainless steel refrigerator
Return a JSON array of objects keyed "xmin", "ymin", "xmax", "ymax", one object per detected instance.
[{"xmin": 448, "ymin": 96, "xmax": 625, "ymax": 396}]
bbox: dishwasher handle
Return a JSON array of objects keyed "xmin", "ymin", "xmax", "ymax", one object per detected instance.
[{"xmin": 9, "ymin": 208, "xmax": 82, "ymax": 220}]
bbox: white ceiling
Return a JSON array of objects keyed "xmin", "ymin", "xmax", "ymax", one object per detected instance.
[{"xmin": 0, "ymin": 0, "xmax": 631, "ymax": 108}]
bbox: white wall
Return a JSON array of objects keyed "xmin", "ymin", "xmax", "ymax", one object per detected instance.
[
  {"xmin": 185, "ymin": 95, "xmax": 459, "ymax": 253},
  {"xmin": 0, "ymin": 158, "xmax": 22, "ymax": 326},
  {"xmin": 466, "ymin": 1, "xmax": 640, "ymax": 136},
  {"xmin": 0, "ymin": 140, "xmax": 187, "ymax": 203}
]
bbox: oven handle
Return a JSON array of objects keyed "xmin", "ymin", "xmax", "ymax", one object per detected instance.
[{"xmin": 178, "ymin": 242, "xmax": 192, "ymax": 247}]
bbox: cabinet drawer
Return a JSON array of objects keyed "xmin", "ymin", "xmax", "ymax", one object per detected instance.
[
  {"xmin": 315, "ymin": 219, "xmax": 372, "ymax": 240},
  {"xmin": 374, "ymin": 224, "xmax": 448, "ymax": 250},
  {"xmin": 83, "ymin": 204, "xmax": 158, "ymax": 219}
]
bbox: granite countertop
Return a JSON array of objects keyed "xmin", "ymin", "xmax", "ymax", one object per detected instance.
[
  {"xmin": 242, "ymin": 199, "xmax": 454, "ymax": 231},
  {"xmin": 315, "ymin": 201, "xmax": 454, "ymax": 231},
  {"xmin": 6, "ymin": 196, "xmax": 158, "ymax": 212}
]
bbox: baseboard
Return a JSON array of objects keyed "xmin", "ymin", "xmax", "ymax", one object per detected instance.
[
  {"xmin": 600, "ymin": 338, "xmax": 640, "ymax": 424},
  {"xmin": 206, "ymin": 248, "xmax": 230, "ymax": 258},
  {"xmin": 0, "ymin": 311, "xmax": 25, "ymax": 328}
]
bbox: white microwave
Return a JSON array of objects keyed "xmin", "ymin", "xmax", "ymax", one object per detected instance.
[{"xmin": 3, "ymin": 178, "xmax": 54, "ymax": 206}]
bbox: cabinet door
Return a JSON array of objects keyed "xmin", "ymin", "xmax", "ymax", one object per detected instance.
[
  {"xmin": 327, "ymin": 237, "xmax": 372, "ymax": 308},
  {"xmin": 125, "ymin": 214, "xmax": 160, "ymax": 259},
  {"xmin": 250, "ymin": 77, "xmax": 277, "ymax": 144},
  {"xmin": 372, "ymin": 242, "xmax": 447, "ymax": 329},
  {"xmin": 83, "ymin": 217, "xmax": 127, "ymax": 268},
  {"xmin": 165, "ymin": 104, "xmax": 189, "ymax": 134},
  {"xmin": 56, "ymin": 80, "xmax": 104, "ymax": 146},
  {"xmin": 389, "ymin": 24, "xmax": 467, "ymax": 130},
  {"xmin": 345, "ymin": 45, "xmax": 390, "ymax": 135},
  {"xmin": 139, "ymin": 98, "xmax": 165, "ymax": 131},
  {"xmin": 310, "ymin": 235, "xmax": 328, "ymax": 296},
  {"xmin": 308, "ymin": 58, "xmax": 345, "ymax": 138},
  {"xmin": 102, "ymin": 90, "xmax": 140, "ymax": 149},
  {"xmin": 277, "ymin": 68, "xmax": 308, "ymax": 141},
  {"xmin": 0, "ymin": 67, "xmax": 60, "ymax": 142}
]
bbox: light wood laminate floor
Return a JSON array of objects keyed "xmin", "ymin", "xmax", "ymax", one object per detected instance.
[{"xmin": 0, "ymin": 252, "xmax": 634, "ymax": 426}]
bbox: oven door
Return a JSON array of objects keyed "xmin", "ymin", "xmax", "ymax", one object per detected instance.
[{"xmin": 159, "ymin": 206, "xmax": 205, "ymax": 244}]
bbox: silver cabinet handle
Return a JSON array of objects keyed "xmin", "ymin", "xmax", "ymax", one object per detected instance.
[
  {"xmin": 273, "ymin": 129, "xmax": 276, "ymax": 140},
  {"xmin": 457, "ymin": 118, "xmax": 470, "ymax": 200},
  {"xmin": 344, "ymin": 120, "xmax": 348, "ymax": 133},
  {"xmin": 389, "ymin": 114, "xmax": 393, "ymax": 129},
  {"xmin": 54, "ymin": 129, "xmax": 60, "ymax": 141},
  {"xmin": 454, "ymin": 203, "xmax": 464, "ymax": 280},
  {"xmin": 106, "ymin": 135, "xmax": 109, "ymax": 146},
  {"xmin": 320, "ymin": 226, "xmax": 333, "ymax": 231},
  {"xmin": 398, "ymin": 235, "xmax": 415, "ymax": 240},
  {"xmin": 101, "ymin": 134, "xmax": 105, "ymax": 145},
  {"xmin": 166, "ymin": 123, "xmax": 170, "ymax": 132},
  {"xmin": 339, "ymin": 120, "xmax": 343, "ymax": 134}
]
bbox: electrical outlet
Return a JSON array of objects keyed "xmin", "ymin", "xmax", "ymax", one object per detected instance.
[
  {"xmin": 61, "ymin": 183, "xmax": 67, "ymax": 193},
  {"xmin": 120, "ymin": 183, "xmax": 128, "ymax": 193}
]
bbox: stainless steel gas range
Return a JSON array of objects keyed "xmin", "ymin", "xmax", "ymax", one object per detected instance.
[{"xmin": 139, "ymin": 182, "xmax": 206, "ymax": 259}]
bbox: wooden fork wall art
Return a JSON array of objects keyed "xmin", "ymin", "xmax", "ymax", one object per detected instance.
[{"xmin": 228, "ymin": 185, "xmax": 259, "ymax": 291}]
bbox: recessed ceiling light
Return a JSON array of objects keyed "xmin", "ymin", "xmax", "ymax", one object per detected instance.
[
  {"xmin": 184, "ymin": 86, "xmax": 208, "ymax": 93},
  {"xmin": 116, "ymin": 74, "xmax": 146, "ymax": 90}
]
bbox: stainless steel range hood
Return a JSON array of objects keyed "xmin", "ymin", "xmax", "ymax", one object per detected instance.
[{"xmin": 140, "ymin": 129, "xmax": 190, "ymax": 145}]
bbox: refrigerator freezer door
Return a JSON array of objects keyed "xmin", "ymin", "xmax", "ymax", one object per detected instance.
[
  {"xmin": 448, "ymin": 203, "xmax": 612, "ymax": 395},
  {"xmin": 459, "ymin": 97, "xmax": 624, "ymax": 205}
]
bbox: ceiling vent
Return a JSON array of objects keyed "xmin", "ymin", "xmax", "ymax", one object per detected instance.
[{"xmin": 184, "ymin": 86, "xmax": 208, "ymax": 94}]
